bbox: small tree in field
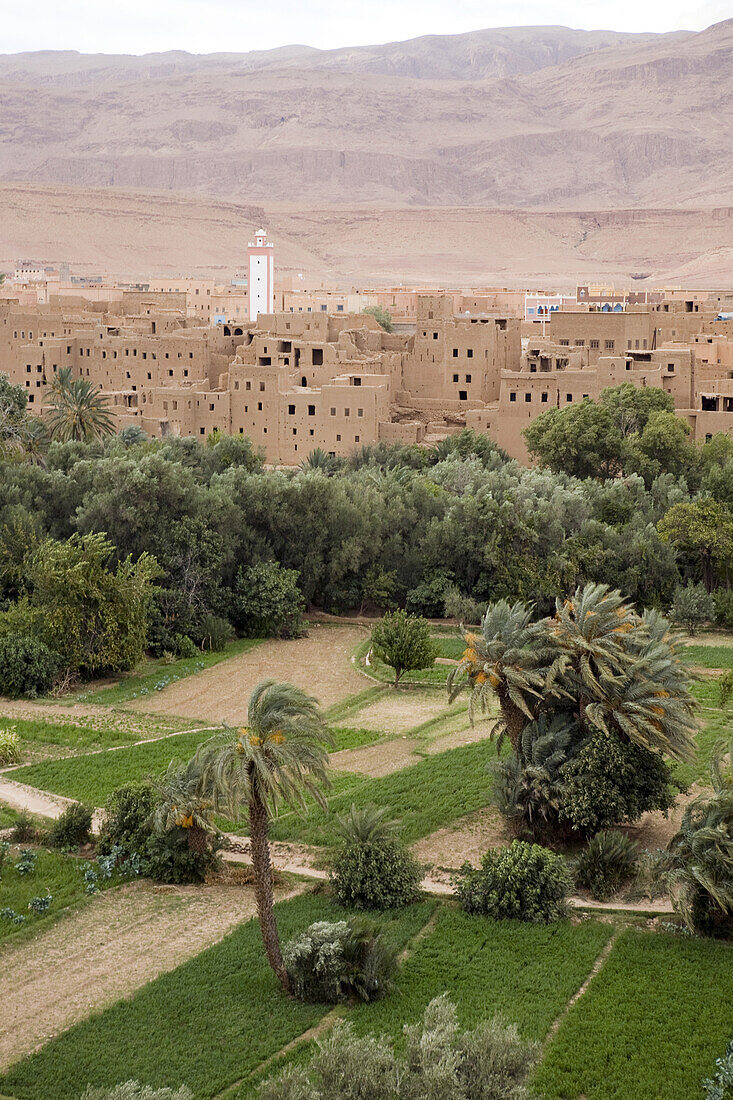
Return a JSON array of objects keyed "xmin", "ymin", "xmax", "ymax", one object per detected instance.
[
  {"xmin": 370, "ymin": 610, "xmax": 436, "ymax": 687},
  {"xmin": 670, "ymin": 581, "xmax": 715, "ymax": 635}
]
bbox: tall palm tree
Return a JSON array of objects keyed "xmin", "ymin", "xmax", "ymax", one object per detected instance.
[
  {"xmin": 196, "ymin": 680, "xmax": 333, "ymax": 991},
  {"xmin": 48, "ymin": 367, "xmax": 116, "ymax": 443}
]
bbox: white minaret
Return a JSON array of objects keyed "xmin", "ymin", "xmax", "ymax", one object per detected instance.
[{"xmin": 248, "ymin": 228, "xmax": 274, "ymax": 322}]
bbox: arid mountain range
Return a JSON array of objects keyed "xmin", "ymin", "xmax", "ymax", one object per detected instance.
[{"xmin": 1, "ymin": 22, "xmax": 732, "ymax": 285}]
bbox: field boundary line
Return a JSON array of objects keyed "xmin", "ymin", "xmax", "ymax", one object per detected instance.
[
  {"xmin": 211, "ymin": 902, "xmax": 442, "ymax": 1099},
  {"xmin": 542, "ymin": 930, "xmax": 619, "ymax": 1051}
]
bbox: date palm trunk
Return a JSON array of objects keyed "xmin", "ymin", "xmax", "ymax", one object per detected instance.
[
  {"xmin": 497, "ymin": 683, "xmax": 527, "ymax": 753},
  {"xmin": 248, "ymin": 782, "xmax": 290, "ymax": 993}
]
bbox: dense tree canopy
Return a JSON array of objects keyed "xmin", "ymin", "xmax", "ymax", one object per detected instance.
[{"xmin": 0, "ymin": 409, "xmax": 730, "ymax": 645}]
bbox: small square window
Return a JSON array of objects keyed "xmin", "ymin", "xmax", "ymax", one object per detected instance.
[
  {"xmin": 452, "ymin": 348, "xmax": 458, "ymax": 357},
  {"xmin": 336, "ymin": 434, "xmax": 341, "ymax": 442},
  {"xmin": 510, "ymin": 392, "xmax": 517, "ymax": 402},
  {"xmin": 344, "ymin": 407, "xmax": 350, "ymax": 416},
  {"xmin": 541, "ymin": 392, "xmax": 548, "ymax": 403},
  {"xmin": 330, "ymin": 407, "xmax": 336, "ymax": 416},
  {"xmin": 467, "ymin": 349, "xmax": 473, "ymax": 359},
  {"xmin": 465, "ymin": 374, "xmax": 471, "ymax": 384},
  {"xmin": 258, "ymin": 402, "xmax": 263, "ymax": 411},
  {"xmin": 566, "ymin": 394, "xmax": 573, "ymax": 402},
  {"xmin": 525, "ymin": 392, "xmax": 531, "ymax": 402},
  {"xmin": 357, "ymin": 408, "xmax": 363, "ymax": 417},
  {"xmin": 453, "ymin": 373, "xmax": 459, "ymax": 382},
  {"xmin": 288, "ymin": 404, "xmax": 296, "ymax": 415}
]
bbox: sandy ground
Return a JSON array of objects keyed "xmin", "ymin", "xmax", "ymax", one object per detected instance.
[
  {"xmin": 330, "ymin": 737, "xmax": 423, "ymax": 777},
  {"xmin": 349, "ymin": 691, "xmax": 455, "ymax": 732},
  {"xmin": 412, "ymin": 806, "xmax": 512, "ymax": 869},
  {"xmin": 0, "ymin": 878, "xmax": 299, "ymax": 1072},
  {"xmin": 127, "ymin": 626, "xmax": 367, "ymax": 723}
]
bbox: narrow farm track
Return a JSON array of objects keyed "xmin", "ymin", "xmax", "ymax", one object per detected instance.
[
  {"xmin": 0, "ymin": 879, "xmax": 302, "ymax": 1072},
  {"xmin": 542, "ymin": 931, "xmax": 620, "ymax": 1051}
]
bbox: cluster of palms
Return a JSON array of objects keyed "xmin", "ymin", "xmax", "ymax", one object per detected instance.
[{"xmin": 2, "ymin": 367, "xmax": 115, "ymax": 465}]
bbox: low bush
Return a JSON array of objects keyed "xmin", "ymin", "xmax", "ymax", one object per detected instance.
[
  {"xmin": 714, "ymin": 589, "xmax": 733, "ymax": 631},
  {"xmin": 98, "ymin": 779, "xmax": 220, "ymax": 884},
  {"xmin": 702, "ymin": 1038, "xmax": 733, "ymax": 1100},
  {"xmin": 0, "ymin": 633, "xmax": 58, "ymax": 698},
  {"xmin": 80, "ymin": 1084, "xmax": 193, "ymax": 1100},
  {"xmin": 443, "ymin": 582, "xmax": 485, "ymax": 626},
  {"xmin": 10, "ymin": 809, "xmax": 42, "ymax": 843},
  {"xmin": 258, "ymin": 995, "xmax": 539, "ymax": 1100},
  {"xmin": 49, "ymin": 802, "xmax": 93, "ymax": 849},
  {"xmin": 15, "ymin": 848, "xmax": 37, "ymax": 875},
  {"xmin": 330, "ymin": 804, "xmax": 422, "ymax": 910},
  {"xmin": 574, "ymin": 830, "xmax": 639, "ymax": 901},
  {"xmin": 173, "ymin": 634, "xmax": 199, "ymax": 659},
  {"xmin": 0, "ymin": 725, "xmax": 21, "ymax": 765},
  {"xmin": 283, "ymin": 917, "xmax": 397, "ymax": 1004},
  {"xmin": 455, "ymin": 840, "xmax": 571, "ymax": 923},
  {"xmin": 670, "ymin": 582, "xmax": 716, "ymax": 635},
  {"xmin": 558, "ymin": 729, "xmax": 680, "ymax": 835},
  {"xmin": 719, "ymin": 670, "xmax": 733, "ymax": 708},
  {"xmin": 197, "ymin": 613, "xmax": 234, "ymax": 652}
]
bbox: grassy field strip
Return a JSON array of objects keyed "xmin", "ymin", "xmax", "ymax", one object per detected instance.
[
  {"xmin": 210, "ymin": 903, "xmax": 442, "ymax": 1100},
  {"xmin": 8, "ymin": 728, "xmax": 227, "ymax": 806},
  {"xmin": 233, "ymin": 908, "xmax": 614, "ymax": 1098},
  {"xmin": 534, "ymin": 929, "xmax": 733, "ymax": 1100},
  {"xmin": 324, "ymin": 684, "xmax": 387, "ymax": 724},
  {"xmin": 540, "ymin": 931, "xmax": 620, "ymax": 1052},
  {"xmin": 0, "ymin": 895, "xmax": 435, "ymax": 1100},
  {"xmin": 683, "ymin": 644, "xmax": 733, "ymax": 670}
]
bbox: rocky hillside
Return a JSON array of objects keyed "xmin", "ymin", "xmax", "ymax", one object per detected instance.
[{"xmin": 0, "ymin": 21, "xmax": 730, "ymax": 208}]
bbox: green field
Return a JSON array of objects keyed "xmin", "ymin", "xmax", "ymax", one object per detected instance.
[
  {"xmin": 9, "ymin": 728, "xmax": 223, "ymax": 806},
  {"xmin": 0, "ymin": 894, "xmax": 435, "ymax": 1100},
  {"xmin": 535, "ymin": 929, "xmax": 733, "ymax": 1100},
  {"xmin": 683, "ymin": 644, "xmax": 733, "ymax": 670},
  {"xmin": 269, "ymin": 738, "xmax": 498, "ymax": 846},
  {"xmin": 0, "ymin": 845, "xmax": 121, "ymax": 944},
  {"xmin": 4, "ymin": 892, "xmax": 730, "ymax": 1100},
  {"xmin": 0, "ymin": 713, "xmax": 186, "ymax": 760}
]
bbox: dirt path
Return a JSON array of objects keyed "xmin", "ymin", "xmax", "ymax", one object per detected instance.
[
  {"xmin": 0, "ymin": 878, "xmax": 300, "ymax": 1072},
  {"xmin": 0, "ymin": 775, "xmax": 74, "ymax": 821},
  {"xmin": 127, "ymin": 625, "xmax": 368, "ymax": 723}
]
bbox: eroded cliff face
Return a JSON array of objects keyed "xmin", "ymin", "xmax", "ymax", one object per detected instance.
[{"xmin": 0, "ymin": 21, "xmax": 730, "ymax": 209}]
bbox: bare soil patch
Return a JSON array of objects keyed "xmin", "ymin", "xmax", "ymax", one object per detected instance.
[
  {"xmin": 412, "ymin": 806, "xmax": 512, "ymax": 871},
  {"xmin": 350, "ymin": 691, "xmax": 452, "ymax": 733},
  {"xmin": 0, "ymin": 877, "xmax": 300, "ymax": 1071},
  {"xmin": 330, "ymin": 737, "xmax": 423, "ymax": 777},
  {"xmin": 127, "ymin": 625, "xmax": 367, "ymax": 723},
  {"xmin": 621, "ymin": 785, "xmax": 703, "ymax": 851},
  {"xmin": 422, "ymin": 720, "xmax": 496, "ymax": 754}
]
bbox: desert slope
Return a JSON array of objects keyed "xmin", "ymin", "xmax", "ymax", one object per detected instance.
[
  {"xmin": 1, "ymin": 184, "xmax": 732, "ymax": 288},
  {"xmin": 0, "ymin": 22, "xmax": 731, "ymax": 208}
]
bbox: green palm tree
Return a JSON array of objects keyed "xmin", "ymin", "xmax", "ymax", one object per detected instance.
[
  {"xmin": 666, "ymin": 737, "xmax": 733, "ymax": 935},
  {"xmin": 48, "ymin": 367, "xmax": 116, "ymax": 443},
  {"xmin": 197, "ymin": 681, "xmax": 333, "ymax": 990},
  {"xmin": 153, "ymin": 756, "xmax": 218, "ymax": 856}
]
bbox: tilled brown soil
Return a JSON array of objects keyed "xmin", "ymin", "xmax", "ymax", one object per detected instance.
[
  {"xmin": 127, "ymin": 625, "xmax": 368, "ymax": 723},
  {"xmin": 0, "ymin": 878, "xmax": 300, "ymax": 1071}
]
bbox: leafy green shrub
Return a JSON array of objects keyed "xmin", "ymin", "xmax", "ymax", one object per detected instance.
[
  {"xmin": 0, "ymin": 839, "xmax": 10, "ymax": 871},
  {"xmin": 0, "ymin": 907, "xmax": 25, "ymax": 925},
  {"xmin": 371, "ymin": 610, "xmax": 437, "ymax": 686},
  {"xmin": 173, "ymin": 634, "xmax": 198, "ymax": 659},
  {"xmin": 443, "ymin": 583, "xmax": 485, "ymax": 625},
  {"xmin": 702, "ymin": 1038, "xmax": 733, "ymax": 1100},
  {"xmin": 231, "ymin": 561, "xmax": 305, "ymax": 639},
  {"xmin": 574, "ymin": 830, "xmax": 639, "ymax": 900},
  {"xmin": 0, "ymin": 724, "xmax": 21, "ymax": 765},
  {"xmin": 10, "ymin": 809, "xmax": 42, "ymax": 843},
  {"xmin": 405, "ymin": 574, "xmax": 449, "ymax": 618},
  {"xmin": 49, "ymin": 802, "xmax": 93, "ymax": 849},
  {"xmin": 98, "ymin": 781, "xmax": 158, "ymax": 859},
  {"xmin": 98, "ymin": 778, "xmax": 220, "ymax": 884},
  {"xmin": 455, "ymin": 840, "xmax": 571, "ymax": 923},
  {"xmin": 79, "ymin": 1083, "xmax": 193, "ymax": 1100},
  {"xmin": 330, "ymin": 804, "xmax": 422, "ymax": 910},
  {"xmin": 283, "ymin": 917, "xmax": 397, "ymax": 1004},
  {"xmin": 258, "ymin": 995, "xmax": 539, "ymax": 1100},
  {"xmin": 558, "ymin": 729, "xmax": 680, "ymax": 835},
  {"xmin": 670, "ymin": 581, "xmax": 716, "ymax": 634},
  {"xmin": 197, "ymin": 613, "xmax": 234, "ymax": 652},
  {"xmin": 714, "ymin": 589, "xmax": 733, "ymax": 631},
  {"xmin": 666, "ymin": 738, "xmax": 733, "ymax": 938},
  {"xmin": 0, "ymin": 633, "xmax": 58, "ymax": 698}
]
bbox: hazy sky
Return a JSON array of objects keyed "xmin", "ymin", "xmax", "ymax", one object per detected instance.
[{"xmin": 2, "ymin": 0, "xmax": 730, "ymax": 54}]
